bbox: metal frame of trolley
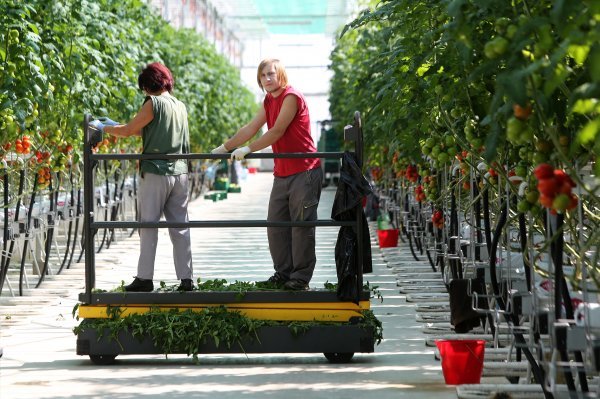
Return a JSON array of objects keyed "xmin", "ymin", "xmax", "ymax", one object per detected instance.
[{"xmin": 76, "ymin": 111, "xmax": 375, "ymax": 364}]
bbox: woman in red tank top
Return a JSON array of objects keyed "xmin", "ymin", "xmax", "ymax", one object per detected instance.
[{"xmin": 211, "ymin": 59, "xmax": 323, "ymax": 291}]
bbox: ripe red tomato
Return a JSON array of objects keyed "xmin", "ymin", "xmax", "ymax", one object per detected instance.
[
  {"xmin": 537, "ymin": 178, "xmax": 558, "ymax": 196},
  {"xmin": 534, "ymin": 163, "xmax": 554, "ymax": 180},
  {"xmin": 539, "ymin": 194, "xmax": 554, "ymax": 208},
  {"xmin": 513, "ymin": 103, "xmax": 532, "ymax": 120},
  {"xmin": 553, "ymin": 170, "xmax": 575, "ymax": 188}
]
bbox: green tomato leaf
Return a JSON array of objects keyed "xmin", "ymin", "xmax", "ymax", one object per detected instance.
[
  {"xmin": 27, "ymin": 22, "xmax": 39, "ymax": 35},
  {"xmin": 571, "ymin": 99, "xmax": 598, "ymax": 114},
  {"xmin": 588, "ymin": 45, "xmax": 600, "ymax": 82},
  {"xmin": 567, "ymin": 44, "xmax": 590, "ymax": 65},
  {"xmin": 417, "ymin": 62, "xmax": 431, "ymax": 77},
  {"xmin": 578, "ymin": 118, "xmax": 600, "ymax": 145},
  {"xmin": 570, "ymin": 82, "xmax": 600, "ymax": 103},
  {"xmin": 543, "ymin": 63, "xmax": 569, "ymax": 96},
  {"xmin": 497, "ymin": 71, "xmax": 527, "ymax": 107}
]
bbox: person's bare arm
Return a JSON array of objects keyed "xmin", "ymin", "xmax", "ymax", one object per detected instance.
[
  {"xmin": 223, "ymin": 107, "xmax": 267, "ymax": 150},
  {"xmin": 104, "ymin": 99, "xmax": 153, "ymax": 137},
  {"xmin": 246, "ymin": 95, "xmax": 297, "ymax": 152}
]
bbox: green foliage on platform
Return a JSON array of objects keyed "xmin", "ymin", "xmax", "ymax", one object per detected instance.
[{"xmin": 73, "ymin": 305, "xmax": 384, "ymax": 362}]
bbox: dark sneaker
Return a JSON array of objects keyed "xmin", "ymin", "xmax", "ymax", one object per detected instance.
[
  {"xmin": 257, "ymin": 274, "xmax": 287, "ymax": 289},
  {"xmin": 124, "ymin": 277, "xmax": 153, "ymax": 292},
  {"xmin": 284, "ymin": 279, "xmax": 309, "ymax": 291},
  {"xmin": 177, "ymin": 279, "xmax": 193, "ymax": 292}
]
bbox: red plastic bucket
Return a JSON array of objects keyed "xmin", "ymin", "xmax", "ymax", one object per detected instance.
[
  {"xmin": 435, "ymin": 339, "xmax": 485, "ymax": 385},
  {"xmin": 377, "ymin": 229, "xmax": 399, "ymax": 248}
]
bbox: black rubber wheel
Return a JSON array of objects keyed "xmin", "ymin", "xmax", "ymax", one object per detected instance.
[
  {"xmin": 324, "ymin": 352, "xmax": 354, "ymax": 363},
  {"xmin": 89, "ymin": 354, "xmax": 117, "ymax": 365}
]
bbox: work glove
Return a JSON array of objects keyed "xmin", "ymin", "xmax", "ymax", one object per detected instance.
[
  {"xmin": 211, "ymin": 144, "xmax": 229, "ymax": 154},
  {"xmin": 98, "ymin": 117, "xmax": 121, "ymax": 127},
  {"xmin": 89, "ymin": 119, "xmax": 106, "ymax": 132},
  {"xmin": 231, "ymin": 146, "xmax": 251, "ymax": 161}
]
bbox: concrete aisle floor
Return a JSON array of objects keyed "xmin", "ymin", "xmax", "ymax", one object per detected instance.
[{"xmin": 0, "ymin": 171, "xmax": 456, "ymax": 399}]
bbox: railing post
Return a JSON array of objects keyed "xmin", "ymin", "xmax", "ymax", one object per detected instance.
[{"xmin": 83, "ymin": 114, "xmax": 96, "ymax": 304}]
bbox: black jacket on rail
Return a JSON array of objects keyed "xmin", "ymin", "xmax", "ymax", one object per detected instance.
[{"xmin": 331, "ymin": 151, "xmax": 373, "ymax": 301}]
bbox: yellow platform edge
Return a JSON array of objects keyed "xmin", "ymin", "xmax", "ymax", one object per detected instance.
[{"xmin": 78, "ymin": 301, "xmax": 370, "ymax": 322}]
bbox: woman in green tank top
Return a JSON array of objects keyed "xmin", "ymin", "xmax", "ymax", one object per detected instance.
[{"xmin": 89, "ymin": 62, "xmax": 193, "ymax": 292}]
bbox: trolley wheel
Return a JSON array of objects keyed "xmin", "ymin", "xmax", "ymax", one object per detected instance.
[
  {"xmin": 89, "ymin": 354, "xmax": 117, "ymax": 365},
  {"xmin": 324, "ymin": 352, "xmax": 354, "ymax": 363}
]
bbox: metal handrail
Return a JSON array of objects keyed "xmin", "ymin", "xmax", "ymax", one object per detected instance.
[{"xmin": 82, "ymin": 111, "xmax": 366, "ymax": 304}]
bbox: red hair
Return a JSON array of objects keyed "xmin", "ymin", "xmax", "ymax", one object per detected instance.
[{"xmin": 138, "ymin": 62, "xmax": 174, "ymax": 93}]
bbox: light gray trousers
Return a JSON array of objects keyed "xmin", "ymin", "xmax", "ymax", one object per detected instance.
[
  {"xmin": 267, "ymin": 167, "xmax": 323, "ymax": 283},
  {"xmin": 136, "ymin": 173, "xmax": 193, "ymax": 280}
]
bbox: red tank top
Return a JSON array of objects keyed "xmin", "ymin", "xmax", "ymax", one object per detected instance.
[{"xmin": 264, "ymin": 86, "xmax": 321, "ymax": 177}]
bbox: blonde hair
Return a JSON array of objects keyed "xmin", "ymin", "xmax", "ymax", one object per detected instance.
[{"xmin": 256, "ymin": 58, "xmax": 288, "ymax": 90}]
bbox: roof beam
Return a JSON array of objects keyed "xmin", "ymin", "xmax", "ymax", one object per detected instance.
[{"xmin": 228, "ymin": 14, "xmax": 348, "ymax": 19}]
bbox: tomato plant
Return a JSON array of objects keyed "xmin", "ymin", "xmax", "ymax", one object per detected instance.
[
  {"xmin": 0, "ymin": 0, "xmax": 257, "ymax": 202},
  {"xmin": 331, "ymin": 0, "xmax": 600, "ymax": 287}
]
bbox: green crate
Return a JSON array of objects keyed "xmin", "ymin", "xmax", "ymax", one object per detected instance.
[
  {"xmin": 204, "ymin": 192, "xmax": 218, "ymax": 202},
  {"xmin": 214, "ymin": 179, "xmax": 230, "ymax": 191},
  {"xmin": 204, "ymin": 190, "xmax": 229, "ymax": 201}
]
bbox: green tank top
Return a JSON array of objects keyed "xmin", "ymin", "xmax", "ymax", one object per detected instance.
[{"xmin": 140, "ymin": 94, "xmax": 189, "ymax": 175}]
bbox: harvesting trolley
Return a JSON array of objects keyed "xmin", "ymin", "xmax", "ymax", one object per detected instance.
[{"xmin": 75, "ymin": 112, "xmax": 377, "ymax": 365}]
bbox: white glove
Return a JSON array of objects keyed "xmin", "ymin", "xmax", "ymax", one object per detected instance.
[
  {"xmin": 211, "ymin": 144, "xmax": 228, "ymax": 154},
  {"xmin": 231, "ymin": 146, "xmax": 251, "ymax": 160}
]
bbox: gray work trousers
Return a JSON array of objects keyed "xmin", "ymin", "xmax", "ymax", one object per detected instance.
[
  {"xmin": 267, "ymin": 167, "xmax": 323, "ymax": 283},
  {"xmin": 136, "ymin": 172, "xmax": 193, "ymax": 281}
]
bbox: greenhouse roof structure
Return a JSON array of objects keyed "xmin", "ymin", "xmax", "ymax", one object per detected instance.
[{"xmin": 209, "ymin": 0, "xmax": 358, "ymax": 37}]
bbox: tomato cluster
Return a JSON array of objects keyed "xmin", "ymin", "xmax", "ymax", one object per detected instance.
[
  {"xmin": 56, "ymin": 143, "xmax": 74, "ymax": 161},
  {"xmin": 506, "ymin": 116, "xmax": 533, "ymax": 146},
  {"xmin": 421, "ymin": 135, "xmax": 459, "ymax": 165},
  {"xmin": 404, "ymin": 165, "xmax": 419, "ymax": 183},
  {"xmin": 534, "ymin": 163, "xmax": 578, "ymax": 214},
  {"xmin": 15, "ymin": 135, "xmax": 31, "ymax": 154},
  {"xmin": 92, "ymin": 137, "xmax": 120, "ymax": 154},
  {"xmin": 455, "ymin": 150, "xmax": 470, "ymax": 163},
  {"xmin": 36, "ymin": 166, "xmax": 51, "ymax": 187},
  {"xmin": 371, "ymin": 166, "xmax": 383, "ymax": 182},
  {"xmin": 422, "ymin": 174, "xmax": 438, "ymax": 200},
  {"xmin": 35, "ymin": 150, "xmax": 51, "ymax": 163},
  {"xmin": 432, "ymin": 209, "xmax": 444, "ymax": 229},
  {"xmin": 414, "ymin": 185, "xmax": 426, "ymax": 202}
]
